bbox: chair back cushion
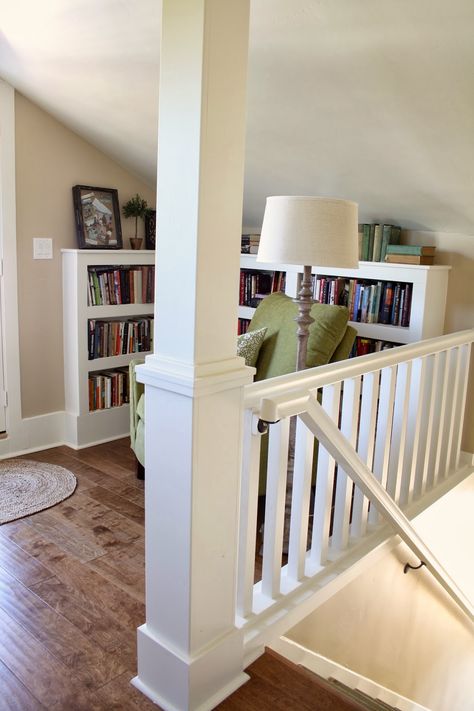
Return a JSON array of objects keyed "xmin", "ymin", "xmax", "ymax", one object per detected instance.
[{"xmin": 249, "ymin": 292, "xmax": 350, "ymax": 381}]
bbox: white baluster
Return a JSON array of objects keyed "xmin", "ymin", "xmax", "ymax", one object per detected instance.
[
  {"xmin": 369, "ymin": 366, "xmax": 396, "ymax": 525},
  {"xmin": 432, "ymin": 350, "xmax": 449, "ymax": 486},
  {"xmin": 452, "ymin": 343, "xmax": 472, "ymax": 471},
  {"xmin": 351, "ymin": 370, "xmax": 380, "ymax": 538},
  {"xmin": 261, "ymin": 417, "xmax": 290, "ymax": 600},
  {"xmin": 386, "ymin": 361, "xmax": 412, "ymax": 504},
  {"xmin": 237, "ymin": 410, "xmax": 263, "ymax": 618},
  {"xmin": 404, "ymin": 356, "xmax": 428, "ymax": 504},
  {"xmin": 287, "ymin": 418, "xmax": 314, "ymax": 582},
  {"xmin": 418, "ymin": 352, "xmax": 440, "ymax": 494},
  {"xmin": 331, "ymin": 377, "xmax": 361, "ymax": 553},
  {"xmin": 442, "ymin": 347, "xmax": 461, "ymax": 477},
  {"xmin": 310, "ymin": 383, "xmax": 341, "ymax": 568}
]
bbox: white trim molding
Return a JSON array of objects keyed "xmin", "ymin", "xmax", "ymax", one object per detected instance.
[
  {"xmin": 0, "ymin": 80, "xmax": 22, "ymax": 444},
  {"xmin": 271, "ymin": 638, "xmax": 430, "ymax": 711}
]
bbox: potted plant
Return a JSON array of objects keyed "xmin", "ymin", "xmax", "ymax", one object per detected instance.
[{"xmin": 122, "ymin": 194, "xmax": 148, "ymax": 249}]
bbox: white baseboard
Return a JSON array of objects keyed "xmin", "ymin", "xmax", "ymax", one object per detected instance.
[
  {"xmin": 0, "ymin": 409, "xmax": 131, "ymax": 459},
  {"xmin": 270, "ymin": 638, "xmax": 430, "ymax": 711},
  {"xmin": 0, "ymin": 411, "xmax": 65, "ymax": 459}
]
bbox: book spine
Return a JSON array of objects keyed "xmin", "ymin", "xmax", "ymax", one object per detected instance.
[
  {"xmin": 381, "ymin": 282, "xmax": 394, "ymax": 324},
  {"xmin": 358, "ymin": 224, "xmax": 364, "ymax": 260},
  {"xmin": 386, "ymin": 244, "xmax": 434, "ymax": 256},
  {"xmin": 372, "ymin": 224, "xmax": 383, "ymax": 262},
  {"xmin": 380, "ymin": 224, "xmax": 392, "ymax": 263},
  {"xmin": 362, "ymin": 224, "xmax": 371, "ymax": 261},
  {"xmin": 401, "ymin": 283, "xmax": 413, "ymax": 327},
  {"xmin": 367, "ymin": 224, "xmax": 375, "ymax": 261},
  {"xmin": 391, "ymin": 283, "xmax": 401, "ymax": 325}
]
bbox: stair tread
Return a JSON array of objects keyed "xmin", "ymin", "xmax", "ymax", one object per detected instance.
[{"xmin": 247, "ymin": 651, "xmax": 368, "ymax": 710}]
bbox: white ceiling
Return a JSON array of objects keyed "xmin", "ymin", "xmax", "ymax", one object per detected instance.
[{"xmin": 1, "ymin": 0, "xmax": 473, "ymax": 233}]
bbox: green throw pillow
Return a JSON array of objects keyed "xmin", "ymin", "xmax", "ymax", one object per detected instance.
[{"xmin": 237, "ymin": 328, "xmax": 267, "ymax": 367}]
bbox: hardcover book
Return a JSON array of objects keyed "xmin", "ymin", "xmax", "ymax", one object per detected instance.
[
  {"xmin": 386, "ymin": 244, "xmax": 436, "ymax": 256},
  {"xmin": 385, "ymin": 254, "xmax": 434, "ymax": 265}
]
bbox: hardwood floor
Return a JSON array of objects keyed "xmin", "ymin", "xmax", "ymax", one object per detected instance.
[
  {"xmin": 0, "ymin": 439, "xmax": 350, "ymax": 710},
  {"xmin": 0, "ymin": 439, "xmax": 154, "ymax": 710}
]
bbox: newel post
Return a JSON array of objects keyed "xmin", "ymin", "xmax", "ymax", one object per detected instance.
[{"xmin": 132, "ymin": 2, "xmax": 252, "ymax": 710}]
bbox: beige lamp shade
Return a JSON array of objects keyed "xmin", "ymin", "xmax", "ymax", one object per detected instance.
[{"xmin": 257, "ymin": 196, "xmax": 359, "ymax": 268}]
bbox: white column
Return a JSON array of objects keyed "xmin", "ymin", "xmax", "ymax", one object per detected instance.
[{"xmin": 132, "ymin": 2, "xmax": 251, "ymax": 710}]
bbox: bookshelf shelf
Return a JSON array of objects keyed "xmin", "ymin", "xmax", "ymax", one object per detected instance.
[
  {"xmin": 87, "ymin": 353, "xmax": 151, "ymax": 372},
  {"xmin": 86, "ymin": 304, "xmax": 154, "ymax": 319},
  {"xmin": 238, "ymin": 254, "xmax": 450, "ymax": 347},
  {"xmin": 62, "ymin": 249, "xmax": 155, "ymax": 447}
]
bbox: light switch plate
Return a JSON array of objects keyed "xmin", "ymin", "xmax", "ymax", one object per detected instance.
[{"xmin": 33, "ymin": 238, "xmax": 53, "ymax": 260}]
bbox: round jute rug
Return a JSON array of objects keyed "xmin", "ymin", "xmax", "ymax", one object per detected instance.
[{"xmin": 0, "ymin": 459, "xmax": 77, "ymax": 524}]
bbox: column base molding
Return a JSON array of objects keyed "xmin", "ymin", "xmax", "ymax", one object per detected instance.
[{"xmin": 132, "ymin": 624, "xmax": 249, "ymax": 711}]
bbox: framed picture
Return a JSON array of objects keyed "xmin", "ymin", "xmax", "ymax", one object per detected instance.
[
  {"xmin": 144, "ymin": 209, "xmax": 156, "ymax": 250},
  {"xmin": 73, "ymin": 185, "xmax": 122, "ymax": 249}
]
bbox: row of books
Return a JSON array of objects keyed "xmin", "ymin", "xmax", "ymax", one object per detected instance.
[
  {"xmin": 88, "ymin": 368, "xmax": 130, "ymax": 411},
  {"xmin": 239, "ymin": 269, "xmax": 285, "ymax": 307},
  {"xmin": 358, "ymin": 224, "xmax": 401, "ymax": 262},
  {"xmin": 241, "ymin": 233, "xmax": 260, "ymax": 254},
  {"xmin": 349, "ymin": 337, "xmax": 398, "ymax": 358},
  {"xmin": 87, "ymin": 265, "xmax": 155, "ymax": 306},
  {"xmin": 312, "ymin": 276, "xmax": 412, "ymax": 327},
  {"xmin": 88, "ymin": 317, "xmax": 154, "ymax": 360}
]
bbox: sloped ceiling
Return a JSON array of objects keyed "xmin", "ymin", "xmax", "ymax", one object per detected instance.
[{"xmin": 1, "ymin": 0, "xmax": 473, "ymax": 233}]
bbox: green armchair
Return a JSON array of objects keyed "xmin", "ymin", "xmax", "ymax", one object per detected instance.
[
  {"xmin": 129, "ymin": 292, "xmax": 356, "ymax": 478},
  {"xmin": 129, "ymin": 358, "xmax": 146, "ymax": 478}
]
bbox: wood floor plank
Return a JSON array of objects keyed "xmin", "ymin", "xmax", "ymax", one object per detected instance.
[
  {"xmin": 28, "ymin": 448, "xmax": 144, "ymax": 497},
  {"xmin": 0, "ymin": 522, "xmax": 145, "ymax": 627},
  {"xmin": 217, "ymin": 674, "xmax": 315, "ymax": 710},
  {"xmin": 0, "ymin": 532, "xmax": 54, "ymax": 587},
  {"xmin": 0, "ymin": 658, "xmax": 46, "ymax": 711},
  {"xmin": 0, "ymin": 606, "xmax": 104, "ymax": 710},
  {"xmin": 96, "ymin": 671, "xmax": 162, "ymax": 710},
  {"xmin": 91, "ymin": 439, "xmax": 137, "ymax": 463},
  {"xmin": 0, "ymin": 565, "xmax": 127, "ymax": 687},
  {"xmin": 45, "ymin": 491, "xmax": 143, "ymax": 553},
  {"xmin": 71, "ymin": 447, "xmax": 138, "ymax": 483},
  {"xmin": 83, "ymin": 485, "xmax": 145, "ymax": 525},
  {"xmin": 107, "ymin": 483, "xmax": 145, "ymax": 506},
  {"xmin": 30, "ymin": 575, "xmax": 137, "ymax": 667},
  {"xmin": 88, "ymin": 539, "xmax": 145, "ymax": 602},
  {"xmin": 24, "ymin": 509, "xmax": 108, "ymax": 562}
]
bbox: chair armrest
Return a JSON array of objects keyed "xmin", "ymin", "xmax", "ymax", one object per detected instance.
[{"xmin": 129, "ymin": 358, "xmax": 145, "ymax": 448}]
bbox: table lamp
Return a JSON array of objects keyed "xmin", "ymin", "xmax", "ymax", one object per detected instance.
[{"xmin": 257, "ymin": 196, "xmax": 359, "ymax": 371}]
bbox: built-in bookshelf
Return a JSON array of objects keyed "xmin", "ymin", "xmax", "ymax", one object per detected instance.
[
  {"xmin": 238, "ymin": 254, "xmax": 450, "ymax": 347},
  {"xmin": 62, "ymin": 249, "xmax": 155, "ymax": 447}
]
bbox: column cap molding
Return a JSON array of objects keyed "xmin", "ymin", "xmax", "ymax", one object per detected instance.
[{"xmin": 137, "ymin": 354, "xmax": 254, "ymax": 397}]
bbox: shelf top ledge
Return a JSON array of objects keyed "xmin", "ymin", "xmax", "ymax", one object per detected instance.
[
  {"xmin": 240, "ymin": 254, "xmax": 451, "ymax": 271},
  {"xmin": 62, "ymin": 249, "xmax": 156, "ymax": 254}
]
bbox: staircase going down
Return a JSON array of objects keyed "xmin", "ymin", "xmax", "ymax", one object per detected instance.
[{"xmin": 217, "ymin": 649, "xmax": 404, "ymax": 710}]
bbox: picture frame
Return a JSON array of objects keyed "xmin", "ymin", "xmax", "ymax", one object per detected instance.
[
  {"xmin": 72, "ymin": 185, "xmax": 123, "ymax": 249},
  {"xmin": 144, "ymin": 209, "xmax": 156, "ymax": 250}
]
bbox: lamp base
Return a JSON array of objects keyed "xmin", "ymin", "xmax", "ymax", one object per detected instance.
[{"xmin": 294, "ymin": 264, "xmax": 314, "ymax": 371}]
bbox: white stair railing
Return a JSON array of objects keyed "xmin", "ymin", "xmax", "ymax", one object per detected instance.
[{"xmin": 236, "ymin": 330, "xmax": 474, "ymax": 658}]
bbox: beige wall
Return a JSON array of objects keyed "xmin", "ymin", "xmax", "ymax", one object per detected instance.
[
  {"xmin": 405, "ymin": 230, "xmax": 474, "ymax": 454},
  {"xmin": 15, "ymin": 92, "xmax": 156, "ymax": 418}
]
